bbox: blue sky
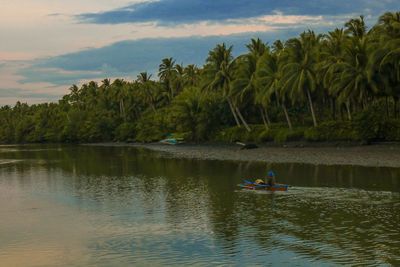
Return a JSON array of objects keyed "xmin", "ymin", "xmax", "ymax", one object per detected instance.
[{"xmin": 0, "ymin": 0, "xmax": 397, "ymax": 105}]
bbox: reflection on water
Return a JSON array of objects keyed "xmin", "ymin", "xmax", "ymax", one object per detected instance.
[{"xmin": 0, "ymin": 144, "xmax": 399, "ymax": 266}]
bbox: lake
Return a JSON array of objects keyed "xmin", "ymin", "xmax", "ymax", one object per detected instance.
[{"xmin": 0, "ymin": 144, "xmax": 399, "ymax": 266}]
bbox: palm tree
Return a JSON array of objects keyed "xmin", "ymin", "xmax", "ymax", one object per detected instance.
[
  {"xmin": 231, "ymin": 38, "xmax": 267, "ymax": 130},
  {"xmin": 329, "ymin": 36, "xmax": 376, "ymax": 113},
  {"xmin": 256, "ymin": 47, "xmax": 293, "ymax": 131},
  {"xmin": 183, "ymin": 64, "xmax": 200, "ymax": 87},
  {"xmin": 369, "ymin": 11, "xmax": 400, "ymax": 117},
  {"xmin": 170, "ymin": 87, "xmax": 207, "ymax": 141},
  {"xmin": 170, "ymin": 63, "xmax": 184, "ymax": 97},
  {"xmin": 158, "ymin": 57, "xmax": 177, "ymax": 101},
  {"xmin": 280, "ymin": 30, "xmax": 321, "ymax": 127},
  {"xmin": 101, "ymin": 78, "xmax": 110, "ymax": 88},
  {"xmin": 85, "ymin": 81, "xmax": 99, "ymax": 110},
  {"xmin": 68, "ymin": 84, "xmax": 79, "ymax": 103},
  {"xmin": 111, "ymin": 79, "xmax": 129, "ymax": 120},
  {"xmin": 254, "ymin": 51, "xmax": 274, "ymax": 130},
  {"xmin": 137, "ymin": 72, "xmax": 152, "ymax": 83},
  {"xmin": 344, "ymin": 15, "xmax": 367, "ymax": 40},
  {"xmin": 320, "ymin": 28, "xmax": 350, "ymax": 119},
  {"xmin": 246, "ymin": 38, "xmax": 267, "ymax": 58},
  {"xmin": 136, "ymin": 72, "xmax": 160, "ymax": 112},
  {"xmin": 204, "ymin": 43, "xmax": 245, "ymax": 129}
]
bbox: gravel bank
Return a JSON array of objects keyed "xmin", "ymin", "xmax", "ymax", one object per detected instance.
[{"xmin": 114, "ymin": 142, "xmax": 400, "ymax": 168}]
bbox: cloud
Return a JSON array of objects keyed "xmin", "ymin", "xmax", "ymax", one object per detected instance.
[
  {"xmin": 76, "ymin": 0, "xmax": 398, "ymax": 25},
  {"xmin": 17, "ymin": 68, "xmax": 104, "ymax": 87},
  {"xmin": 12, "ymin": 20, "xmax": 340, "ymax": 88},
  {"xmin": 16, "ymin": 29, "xmax": 307, "ymax": 84},
  {"xmin": 4, "ymin": 2, "xmax": 395, "ymax": 106},
  {"xmin": 0, "ymin": 62, "xmax": 69, "ymax": 105}
]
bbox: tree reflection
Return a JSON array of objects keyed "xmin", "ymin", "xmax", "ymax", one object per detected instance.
[{"xmin": 0, "ymin": 145, "xmax": 399, "ymax": 265}]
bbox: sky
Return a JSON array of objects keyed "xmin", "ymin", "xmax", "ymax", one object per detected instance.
[{"xmin": 0, "ymin": 0, "xmax": 398, "ymax": 106}]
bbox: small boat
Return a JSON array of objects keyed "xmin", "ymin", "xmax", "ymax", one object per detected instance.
[
  {"xmin": 238, "ymin": 179, "xmax": 289, "ymax": 191},
  {"xmin": 159, "ymin": 138, "xmax": 185, "ymax": 145}
]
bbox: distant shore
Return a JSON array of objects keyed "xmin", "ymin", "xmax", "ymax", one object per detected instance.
[{"xmin": 88, "ymin": 142, "xmax": 400, "ymax": 168}]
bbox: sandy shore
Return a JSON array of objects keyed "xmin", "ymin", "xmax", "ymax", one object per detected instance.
[{"xmin": 94, "ymin": 142, "xmax": 400, "ymax": 168}]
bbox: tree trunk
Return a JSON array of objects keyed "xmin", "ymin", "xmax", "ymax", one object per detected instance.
[
  {"xmin": 361, "ymin": 99, "xmax": 366, "ymax": 110},
  {"xmin": 264, "ymin": 108, "xmax": 271, "ymax": 125},
  {"xmin": 260, "ymin": 107, "xmax": 269, "ymax": 130},
  {"xmin": 394, "ymin": 96, "xmax": 399, "ymax": 118},
  {"xmin": 228, "ymin": 98, "xmax": 241, "ymax": 127},
  {"xmin": 385, "ymin": 96, "xmax": 390, "ymax": 118},
  {"xmin": 339, "ymin": 104, "xmax": 344, "ymax": 120},
  {"xmin": 282, "ymin": 103, "xmax": 293, "ymax": 131},
  {"xmin": 120, "ymin": 98, "xmax": 126, "ymax": 121},
  {"xmin": 235, "ymin": 105, "xmax": 251, "ymax": 132},
  {"xmin": 306, "ymin": 89, "xmax": 318, "ymax": 127},
  {"xmin": 331, "ymin": 98, "xmax": 336, "ymax": 120},
  {"xmin": 345, "ymin": 100, "xmax": 352, "ymax": 120}
]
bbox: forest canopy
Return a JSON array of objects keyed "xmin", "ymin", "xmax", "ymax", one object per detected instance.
[{"xmin": 1, "ymin": 11, "xmax": 400, "ymax": 144}]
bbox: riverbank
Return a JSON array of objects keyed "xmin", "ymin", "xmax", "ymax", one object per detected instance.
[{"xmin": 88, "ymin": 142, "xmax": 400, "ymax": 168}]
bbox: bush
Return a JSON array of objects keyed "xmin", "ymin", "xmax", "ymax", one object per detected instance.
[
  {"xmin": 216, "ymin": 124, "xmax": 305, "ymax": 143},
  {"xmin": 167, "ymin": 88, "xmax": 227, "ymax": 141},
  {"xmin": 258, "ymin": 129, "xmax": 280, "ymax": 142},
  {"xmin": 353, "ymin": 105, "xmax": 385, "ymax": 141},
  {"xmin": 114, "ymin": 122, "xmax": 136, "ymax": 141},
  {"xmin": 273, "ymin": 128, "xmax": 305, "ymax": 142},
  {"xmin": 379, "ymin": 119, "xmax": 400, "ymax": 141},
  {"xmin": 305, "ymin": 121, "xmax": 359, "ymax": 141},
  {"xmin": 135, "ymin": 109, "xmax": 171, "ymax": 142},
  {"xmin": 216, "ymin": 124, "xmax": 266, "ymax": 142}
]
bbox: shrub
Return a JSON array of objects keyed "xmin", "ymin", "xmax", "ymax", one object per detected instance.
[
  {"xmin": 274, "ymin": 128, "xmax": 305, "ymax": 142},
  {"xmin": 114, "ymin": 122, "xmax": 136, "ymax": 141},
  {"xmin": 353, "ymin": 105, "xmax": 385, "ymax": 141},
  {"xmin": 135, "ymin": 109, "xmax": 171, "ymax": 142},
  {"xmin": 305, "ymin": 121, "xmax": 359, "ymax": 141},
  {"xmin": 379, "ymin": 119, "xmax": 400, "ymax": 141},
  {"xmin": 258, "ymin": 129, "xmax": 278, "ymax": 142},
  {"xmin": 216, "ymin": 124, "xmax": 266, "ymax": 142},
  {"xmin": 167, "ymin": 88, "xmax": 227, "ymax": 141}
]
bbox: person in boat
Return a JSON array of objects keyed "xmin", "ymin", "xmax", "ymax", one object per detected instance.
[
  {"xmin": 265, "ymin": 171, "xmax": 276, "ymax": 186},
  {"xmin": 254, "ymin": 179, "xmax": 265, "ymax": 185},
  {"xmin": 254, "ymin": 171, "xmax": 276, "ymax": 186}
]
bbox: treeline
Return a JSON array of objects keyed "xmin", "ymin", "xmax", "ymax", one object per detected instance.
[{"xmin": 1, "ymin": 11, "xmax": 400, "ymax": 144}]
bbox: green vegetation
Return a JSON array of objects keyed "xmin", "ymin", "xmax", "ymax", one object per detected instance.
[{"xmin": 1, "ymin": 11, "xmax": 400, "ymax": 144}]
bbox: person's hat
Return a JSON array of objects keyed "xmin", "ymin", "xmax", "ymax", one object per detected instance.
[{"xmin": 268, "ymin": 171, "xmax": 275, "ymax": 176}]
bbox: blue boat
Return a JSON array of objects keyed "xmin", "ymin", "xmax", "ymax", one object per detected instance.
[{"xmin": 238, "ymin": 179, "xmax": 289, "ymax": 191}]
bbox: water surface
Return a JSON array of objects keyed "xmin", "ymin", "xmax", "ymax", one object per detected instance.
[{"xmin": 0, "ymin": 145, "xmax": 399, "ymax": 266}]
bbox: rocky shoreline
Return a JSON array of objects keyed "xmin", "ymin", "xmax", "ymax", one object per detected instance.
[{"xmin": 89, "ymin": 142, "xmax": 400, "ymax": 168}]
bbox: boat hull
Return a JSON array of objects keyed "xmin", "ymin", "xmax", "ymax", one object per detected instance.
[{"xmin": 239, "ymin": 179, "xmax": 289, "ymax": 191}]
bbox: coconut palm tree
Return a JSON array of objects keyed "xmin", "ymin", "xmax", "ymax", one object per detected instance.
[
  {"xmin": 170, "ymin": 86, "xmax": 206, "ymax": 141},
  {"xmin": 231, "ymin": 38, "xmax": 268, "ymax": 130},
  {"xmin": 256, "ymin": 48, "xmax": 293, "ymax": 131},
  {"xmin": 344, "ymin": 15, "xmax": 367, "ymax": 40},
  {"xmin": 279, "ymin": 30, "xmax": 321, "ymax": 127},
  {"xmin": 204, "ymin": 43, "xmax": 245, "ymax": 129},
  {"xmin": 246, "ymin": 38, "xmax": 267, "ymax": 58},
  {"xmin": 319, "ymin": 28, "xmax": 350, "ymax": 119},
  {"xmin": 170, "ymin": 63, "xmax": 184, "ymax": 97},
  {"xmin": 183, "ymin": 64, "xmax": 200, "ymax": 87},
  {"xmin": 136, "ymin": 72, "xmax": 160, "ymax": 112},
  {"xmin": 329, "ymin": 36, "xmax": 376, "ymax": 112},
  {"xmin": 321, "ymin": 28, "xmax": 348, "ymax": 82},
  {"xmin": 110, "ymin": 79, "xmax": 130, "ymax": 121},
  {"xmin": 158, "ymin": 57, "xmax": 177, "ymax": 101},
  {"xmin": 369, "ymin": 11, "xmax": 400, "ymax": 117}
]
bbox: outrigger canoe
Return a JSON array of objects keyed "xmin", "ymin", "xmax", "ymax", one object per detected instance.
[{"xmin": 238, "ymin": 179, "xmax": 289, "ymax": 191}]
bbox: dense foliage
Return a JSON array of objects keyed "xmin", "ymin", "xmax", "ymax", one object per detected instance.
[{"xmin": 1, "ymin": 11, "xmax": 400, "ymax": 144}]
